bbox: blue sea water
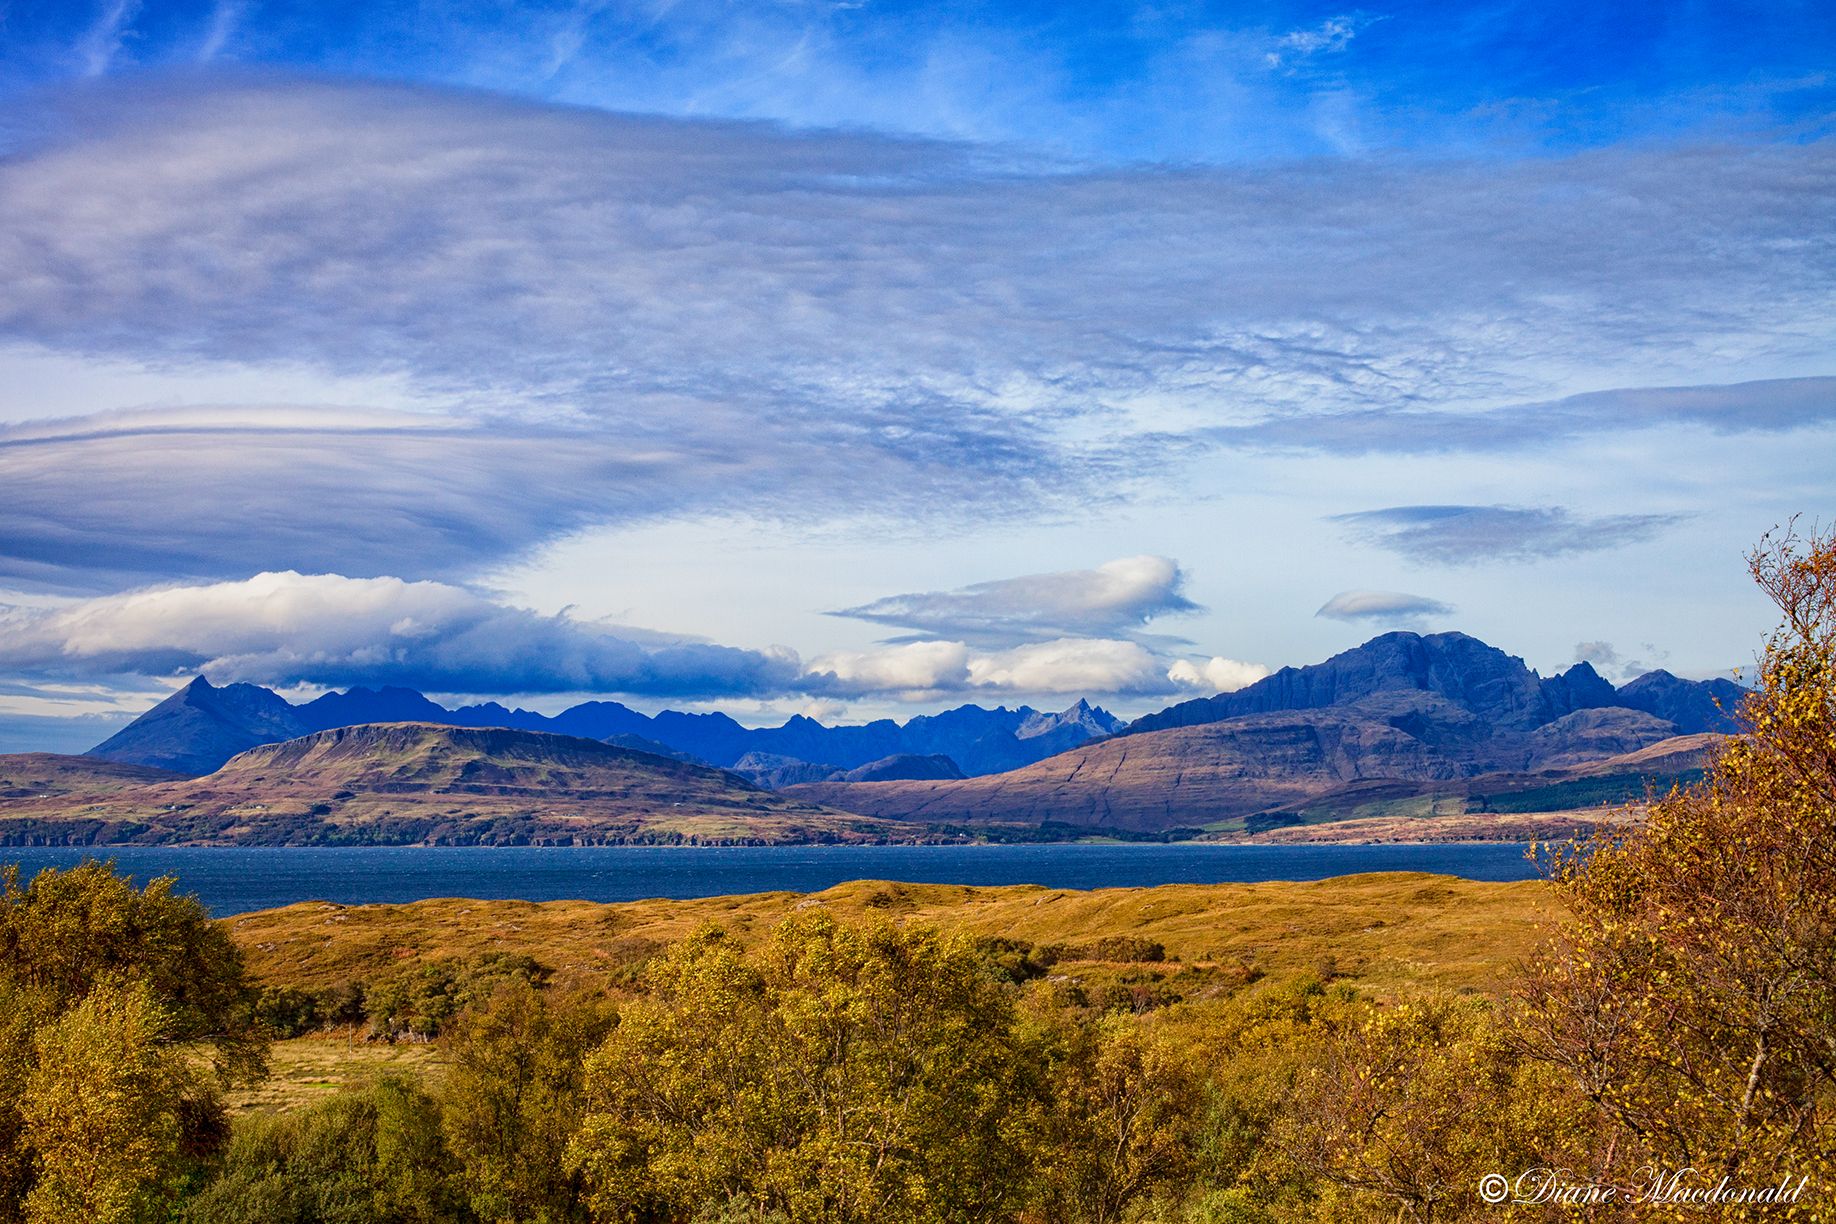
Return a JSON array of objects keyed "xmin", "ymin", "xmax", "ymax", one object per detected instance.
[{"xmin": 0, "ymin": 843, "xmax": 1541, "ymax": 916}]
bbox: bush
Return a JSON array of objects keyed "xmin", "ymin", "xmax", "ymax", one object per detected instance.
[
  {"xmin": 1045, "ymin": 936, "xmax": 1166, "ymax": 964},
  {"xmin": 363, "ymin": 954, "xmax": 544, "ymax": 1041},
  {"xmin": 184, "ymin": 1077, "xmax": 466, "ymax": 1224}
]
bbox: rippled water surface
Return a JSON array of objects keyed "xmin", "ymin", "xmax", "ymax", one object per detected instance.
[{"xmin": 0, "ymin": 842, "xmax": 1541, "ymax": 915}]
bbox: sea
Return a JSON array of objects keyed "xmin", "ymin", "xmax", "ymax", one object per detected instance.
[{"xmin": 0, "ymin": 843, "xmax": 1542, "ymax": 916}]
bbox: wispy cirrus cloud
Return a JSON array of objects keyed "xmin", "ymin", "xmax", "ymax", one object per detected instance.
[
  {"xmin": 1208, "ymin": 377, "xmax": 1836, "ymax": 457},
  {"xmin": 0, "ymin": 402, "xmax": 1050, "ymax": 592},
  {"xmin": 1, "ymin": 77, "xmax": 1833, "ymax": 591},
  {"xmin": 1332, "ymin": 505, "xmax": 1685, "ymax": 565},
  {"xmin": 1265, "ymin": 13, "xmax": 1375, "ymax": 68}
]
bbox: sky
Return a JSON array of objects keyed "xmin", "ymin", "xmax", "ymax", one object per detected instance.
[{"xmin": 0, "ymin": 0, "xmax": 1832, "ymax": 750}]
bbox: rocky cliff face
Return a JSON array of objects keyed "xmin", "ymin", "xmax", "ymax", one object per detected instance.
[{"xmin": 1615, "ymin": 670, "xmax": 1748, "ymax": 733}]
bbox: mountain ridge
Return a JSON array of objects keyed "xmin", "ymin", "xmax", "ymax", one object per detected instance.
[
  {"xmin": 1128, "ymin": 632, "xmax": 1743, "ymax": 737},
  {"xmin": 89, "ymin": 683, "xmax": 1126, "ymax": 778},
  {"xmin": 6, "ymin": 722, "xmax": 900, "ymax": 846}
]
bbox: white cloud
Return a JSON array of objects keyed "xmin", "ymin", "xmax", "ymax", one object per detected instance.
[
  {"xmin": 804, "ymin": 637, "xmax": 1182, "ymax": 698},
  {"xmin": 831, "ymin": 555, "xmax": 1198, "ymax": 645},
  {"xmin": 1265, "ymin": 14, "xmax": 1370, "ymax": 67},
  {"xmin": 967, "ymin": 639, "xmax": 1171, "ymax": 694},
  {"xmin": 1315, "ymin": 589, "xmax": 1455, "ymax": 623},
  {"xmin": 800, "ymin": 640, "xmax": 972, "ymax": 695},
  {"xmin": 1167, "ymin": 656, "xmax": 1271, "ymax": 693},
  {"xmin": 0, "ymin": 571, "xmax": 800, "ymax": 698}
]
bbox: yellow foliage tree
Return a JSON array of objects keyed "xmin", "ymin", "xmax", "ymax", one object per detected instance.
[
  {"xmin": 1514, "ymin": 523, "xmax": 1836, "ymax": 1199},
  {"xmin": 571, "ymin": 914, "xmax": 1037, "ymax": 1224},
  {"xmin": 21, "ymin": 981, "xmax": 188, "ymax": 1224},
  {"xmin": 1024, "ymin": 1018, "xmax": 1203, "ymax": 1224},
  {"xmin": 442, "ymin": 978, "xmax": 615, "ymax": 1223}
]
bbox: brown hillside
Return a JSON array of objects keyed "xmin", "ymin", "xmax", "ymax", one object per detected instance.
[
  {"xmin": 788, "ymin": 707, "xmax": 1709, "ymax": 835},
  {"xmin": 786, "ymin": 711, "xmax": 1461, "ymax": 832},
  {"xmin": 0, "ymin": 723, "xmax": 900, "ymax": 846},
  {"xmin": 0, "ymin": 753, "xmax": 188, "ymax": 799}
]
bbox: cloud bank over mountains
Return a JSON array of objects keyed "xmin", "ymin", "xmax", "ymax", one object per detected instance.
[
  {"xmin": 0, "ymin": 571, "xmax": 801, "ymax": 698},
  {"xmin": 0, "ymin": 566, "xmax": 1263, "ymax": 702}
]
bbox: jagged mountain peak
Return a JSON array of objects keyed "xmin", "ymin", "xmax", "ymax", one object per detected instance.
[{"xmin": 1125, "ymin": 630, "xmax": 1743, "ymax": 737}]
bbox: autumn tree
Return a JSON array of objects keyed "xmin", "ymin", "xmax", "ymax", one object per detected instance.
[
  {"xmin": 0, "ymin": 861, "xmax": 267, "ymax": 1222},
  {"xmin": 1513, "ymin": 522, "xmax": 1836, "ymax": 1194},
  {"xmin": 0, "ymin": 861, "xmax": 266, "ymax": 1080},
  {"xmin": 571, "ymin": 914, "xmax": 1038, "ymax": 1224},
  {"xmin": 1025, "ymin": 1017, "xmax": 1203, "ymax": 1224},
  {"xmin": 22, "ymin": 981, "xmax": 191, "ymax": 1224},
  {"xmin": 441, "ymin": 979, "xmax": 616, "ymax": 1223},
  {"xmin": 1264, "ymin": 994, "xmax": 1566, "ymax": 1223}
]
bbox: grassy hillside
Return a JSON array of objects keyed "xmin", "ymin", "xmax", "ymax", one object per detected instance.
[
  {"xmin": 0, "ymin": 724, "xmax": 906, "ymax": 845},
  {"xmin": 0, "ymin": 753, "xmax": 187, "ymax": 798},
  {"xmin": 226, "ymin": 871, "xmax": 1552, "ymax": 1000},
  {"xmin": 788, "ymin": 713, "xmax": 1715, "ymax": 838},
  {"xmin": 222, "ymin": 871, "xmax": 1553, "ymax": 1109}
]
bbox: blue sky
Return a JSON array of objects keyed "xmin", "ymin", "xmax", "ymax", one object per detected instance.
[{"xmin": 0, "ymin": 0, "xmax": 1832, "ymax": 749}]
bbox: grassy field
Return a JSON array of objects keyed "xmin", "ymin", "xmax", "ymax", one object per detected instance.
[
  {"xmin": 227, "ymin": 1035, "xmax": 446, "ymax": 1114},
  {"xmin": 227, "ymin": 871, "xmax": 1555, "ymax": 1000},
  {"xmin": 219, "ymin": 872, "xmax": 1559, "ymax": 1116}
]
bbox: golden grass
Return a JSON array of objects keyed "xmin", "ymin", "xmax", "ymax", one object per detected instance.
[
  {"xmin": 228, "ymin": 871, "xmax": 1555, "ymax": 1000},
  {"xmin": 227, "ymin": 1035, "xmax": 446, "ymax": 1115}
]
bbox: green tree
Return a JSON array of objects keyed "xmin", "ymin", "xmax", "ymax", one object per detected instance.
[
  {"xmin": 571, "ymin": 914, "xmax": 1038, "ymax": 1224},
  {"xmin": 365, "ymin": 953, "xmax": 544, "ymax": 1041},
  {"xmin": 440, "ymin": 979, "xmax": 616, "ymax": 1223},
  {"xmin": 184, "ymin": 1076, "xmax": 467, "ymax": 1224}
]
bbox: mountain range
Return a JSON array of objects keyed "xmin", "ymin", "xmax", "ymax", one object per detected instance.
[
  {"xmin": 784, "ymin": 632, "xmax": 1744, "ymax": 834},
  {"xmin": 88, "ymin": 682, "xmax": 1126, "ymax": 778},
  {"xmin": 0, "ymin": 629, "xmax": 1746, "ymax": 845},
  {"xmin": 1127, "ymin": 632, "xmax": 1742, "ymax": 736}
]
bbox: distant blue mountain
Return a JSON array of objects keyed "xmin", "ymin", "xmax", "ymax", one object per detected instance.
[
  {"xmin": 89, "ymin": 680, "xmax": 1126, "ymax": 777},
  {"xmin": 83, "ymin": 631, "xmax": 1746, "ymax": 779}
]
